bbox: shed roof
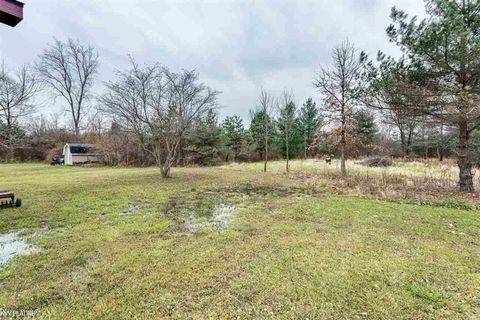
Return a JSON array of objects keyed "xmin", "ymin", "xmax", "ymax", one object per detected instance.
[
  {"xmin": 65, "ymin": 144, "xmax": 99, "ymax": 155},
  {"xmin": 66, "ymin": 143, "xmax": 95, "ymax": 148}
]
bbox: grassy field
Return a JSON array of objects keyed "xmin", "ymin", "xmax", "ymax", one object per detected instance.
[{"xmin": 0, "ymin": 161, "xmax": 479, "ymax": 319}]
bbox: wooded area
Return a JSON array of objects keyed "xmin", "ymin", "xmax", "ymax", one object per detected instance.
[{"xmin": 1, "ymin": 0, "xmax": 480, "ymax": 192}]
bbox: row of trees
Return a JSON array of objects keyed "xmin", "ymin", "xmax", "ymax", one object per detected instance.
[
  {"xmin": 249, "ymin": 92, "xmax": 322, "ymax": 173},
  {"xmin": 1, "ymin": 0, "xmax": 479, "ymax": 192},
  {"xmin": 249, "ymin": 90, "xmax": 381, "ymax": 173},
  {"xmin": 307, "ymin": 0, "xmax": 480, "ymax": 192},
  {"xmin": 99, "ymin": 63, "xmax": 330, "ymax": 177}
]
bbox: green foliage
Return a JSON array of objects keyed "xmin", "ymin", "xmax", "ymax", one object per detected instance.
[
  {"xmin": 0, "ymin": 122, "xmax": 27, "ymax": 147},
  {"xmin": 365, "ymin": 55, "xmax": 422, "ymax": 156},
  {"xmin": 387, "ymin": 0, "xmax": 480, "ymax": 124},
  {"xmin": 185, "ymin": 110, "xmax": 224, "ymax": 165},
  {"xmin": 249, "ymin": 110, "xmax": 276, "ymax": 159},
  {"xmin": 469, "ymin": 129, "xmax": 480, "ymax": 165},
  {"xmin": 388, "ymin": 0, "xmax": 480, "ymax": 88},
  {"xmin": 316, "ymin": 134, "xmax": 338, "ymax": 157},
  {"xmin": 354, "ymin": 109, "xmax": 378, "ymax": 145},
  {"xmin": 438, "ymin": 197, "xmax": 475, "ymax": 211},
  {"xmin": 387, "ymin": 0, "xmax": 480, "ymax": 191},
  {"xmin": 0, "ymin": 123, "xmax": 27, "ymax": 161},
  {"xmin": 222, "ymin": 115, "xmax": 245, "ymax": 161},
  {"xmin": 276, "ymin": 101, "xmax": 302, "ymax": 159},
  {"xmin": 298, "ymin": 98, "xmax": 322, "ymax": 158}
]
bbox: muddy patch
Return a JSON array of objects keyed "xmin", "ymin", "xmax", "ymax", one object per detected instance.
[
  {"xmin": 211, "ymin": 184, "xmax": 315, "ymax": 198},
  {"xmin": 183, "ymin": 203, "xmax": 237, "ymax": 233},
  {"xmin": 164, "ymin": 185, "xmax": 316, "ymax": 235},
  {"xmin": 0, "ymin": 230, "xmax": 37, "ymax": 265},
  {"xmin": 164, "ymin": 194, "xmax": 238, "ymax": 235},
  {"xmin": 119, "ymin": 202, "xmax": 152, "ymax": 216}
]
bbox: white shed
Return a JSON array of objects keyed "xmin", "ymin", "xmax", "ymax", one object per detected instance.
[{"xmin": 63, "ymin": 144, "xmax": 100, "ymax": 166}]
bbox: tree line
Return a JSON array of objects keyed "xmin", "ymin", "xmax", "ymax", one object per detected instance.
[{"xmin": 1, "ymin": 0, "xmax": 480, "ymax": 192}]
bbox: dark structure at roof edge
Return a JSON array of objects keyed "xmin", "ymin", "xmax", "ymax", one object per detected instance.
[{"xmin": 0, "ymin": 0, "xmax": 24, "ymax": 27}]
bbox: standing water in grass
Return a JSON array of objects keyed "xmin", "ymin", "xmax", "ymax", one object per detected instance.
[
  {"xmin": 184, "ymin": 203, "xmax": 237, "ymax": 233},
  {"xmin": 0, "ymin": 230, "xmax": 37, "ymax": 265}
]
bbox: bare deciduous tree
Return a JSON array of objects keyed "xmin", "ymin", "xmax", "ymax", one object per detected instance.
[
  {"xmin": 36, "ymin": 38, "xmax": 99, "ymax": 136},
  {"xmin": 277, "ymin": 89, "xmax": 296, "ymax": 172},
  {"xmin": 0, "ymin": 62, "xmax": 40, "ymax": 159},
  {"xmin": 99, "ymin": 59, "xmax": 219, "ymax": 178},
  {"xmin": 0, "ymin": 62, "xmax": 40, "ymax": 127},
  {"xmin": 314, "ymin": 40, "xmax": 365, "ymax": 175},
  {"xmin": 257, "ymin": 89, "xmax": 275, "ymax": 173}
]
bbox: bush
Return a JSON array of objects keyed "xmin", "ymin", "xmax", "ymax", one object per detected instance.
[
  {"xmin": 360, "ymin": 156, "xmax": 393, "ymax": 167},
  {"xmin": 45, "ymin": 146, "xmax": 64, "ymax": 163}
]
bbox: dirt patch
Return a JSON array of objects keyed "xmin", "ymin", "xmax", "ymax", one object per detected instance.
[
  {"xmin": 212, "ymin": 183, "xmax": 315, "ymax": 198},
  {"xmin": 0, "ymin": 230, "xmax": 38, "ymax": 266},
  {"xmin": 119, "ymin": 202, "xmax": 152, "ymax": 216}
]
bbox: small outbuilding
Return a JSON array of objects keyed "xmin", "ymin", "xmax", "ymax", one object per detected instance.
[{"xmin": 63, "ymin": 144, "xmax": 100, "ymax": 166}]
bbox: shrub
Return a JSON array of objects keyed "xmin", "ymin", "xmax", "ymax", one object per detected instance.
[{"xmin": 360, "ymin": 156, "xmax": 393, "ymax": 167}]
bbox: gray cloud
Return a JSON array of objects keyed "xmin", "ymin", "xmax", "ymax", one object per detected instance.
[{"xmin": 0, "ymin": 0, "xmax": 426, "ymax": 123}]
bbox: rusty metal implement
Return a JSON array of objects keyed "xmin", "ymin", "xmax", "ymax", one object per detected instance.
[{"xmin": 0, "ymin": 191, "xmax": 22, "ymax": 208}]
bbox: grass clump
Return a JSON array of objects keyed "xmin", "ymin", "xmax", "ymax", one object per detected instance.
[{"xmin": 438, "ymin": 197, "xmax": 476, "ymax": 210}]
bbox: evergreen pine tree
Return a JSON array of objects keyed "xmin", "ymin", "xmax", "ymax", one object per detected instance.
[
  {"xmin": 222, "ymin": 115, "xmax": 244, "ymax": 162},
  {"xmin": 298, "ymin": 98, "xmax": 322, "ymax": 159}
]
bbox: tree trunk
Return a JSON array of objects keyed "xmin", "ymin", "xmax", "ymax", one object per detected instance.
[
  {"xmin": 458, "ymin": 121, "xmax": 474, "ymax": 192},
  {"xmin": 176, "ymin": 140, "xmax": 182, "ymax": 166},
  {"xmin": 160, "ymin": 142, "xmax": 179, "ymax": 179},
  {"xmin": 5, "ymin": 124, "xmax": 15, "ymax": 162},
  {"xmin": 438, "ymin": 147, "xmax": 444, "ymax": 162},
  {"xmin": 286, "ymin": 132, "xmax": 289, "ymax": 172},
  {"xmin": 422, "ymin": 116, "xmax": 427, "ymax": 160},
  {"xmin": 304, "ymin": 134, "xmax": 307, "ymax": 160},
  {"xmin": 161, "ymin": 157, "xmax": 173, "ymax": 178},
  {"xmin": 438, "ymin": 118, "xmax": 444, "ymax": 162},
  {"xmin": 161, "ymin": 165, "xmax": 170, "ymax": 178},
  {"xmin": 264, "ymin": 133, "xmax": 268, "ymax": 173},
  {"xmin": 407, "ymin": 128, "xmax": 414, "ymax": 157},
  {"xmin": 399, "ymin": 129, "xmax": 407, "ymax": 158},
  {"xmin": 74, "ymin": 118, "xmax": 80, "ymax": 136},
  {"xmin": 264, "ymin": 147, "xmax": 267, "ymax": 172},
  {"xmin": 340, "ymin": 102, "xmax": 347, "ymax": 176}
]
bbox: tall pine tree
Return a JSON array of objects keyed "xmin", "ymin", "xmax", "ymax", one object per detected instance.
[
  {"xmin": 387, "ymin": 0, "xmax": 480, "ymax": 192},
  {"xmin": 185, "ymin": 109, "xmax": 223, "ymax": 165},
  {"xmin": 222, "ymin": 115, "xmax": 244, "ymax": 162},
  {"xmin": 250, "ymin": 110, "xmax": 276, "ymax": 162},
  {"xmin": 298, "ymin": 98, "xmax": 322, "ymax": 159}
]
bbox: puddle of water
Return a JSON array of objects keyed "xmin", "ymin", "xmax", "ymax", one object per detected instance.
[
  {"xmin": 0, "ymin": 230, "xmax": 37, "ymax": 266},
  {"xmin": 183, "ymin": 203, "xmax": 237, "ymax": 234}
]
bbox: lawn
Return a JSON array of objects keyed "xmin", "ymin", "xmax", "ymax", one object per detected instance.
[{"xmin": 0, "ymin": 162, "xmax": 479, "ymax": 319}]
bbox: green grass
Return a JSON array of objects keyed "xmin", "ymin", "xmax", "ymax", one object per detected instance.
[{"xmin": 0, "ymin": 162, "xmax": 479, "ymax": 319}]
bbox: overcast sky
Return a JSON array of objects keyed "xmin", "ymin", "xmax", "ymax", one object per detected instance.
[{"xmin": 0, "ymin": 0, "xmax": 426, "ymax": 124}]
